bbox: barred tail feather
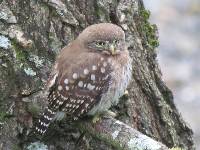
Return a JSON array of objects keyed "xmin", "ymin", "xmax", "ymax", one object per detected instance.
[{"xmin": 35, "ymin": 107, "xmax": 56, "ymax": 135}]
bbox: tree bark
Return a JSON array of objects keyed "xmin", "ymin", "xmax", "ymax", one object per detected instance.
[{"xmin": 0, "ymin": 0, "xmax": 194, "ymax": 150}]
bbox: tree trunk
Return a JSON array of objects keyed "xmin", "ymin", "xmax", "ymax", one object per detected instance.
[{"xmin": 0, "ymin": 0, "xmax": 194, "ymax": 150}]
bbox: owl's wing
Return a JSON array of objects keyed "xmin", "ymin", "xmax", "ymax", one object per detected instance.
[{"xmin": 47, "ymin": 55, "xmax": 112, "ymax": 119}]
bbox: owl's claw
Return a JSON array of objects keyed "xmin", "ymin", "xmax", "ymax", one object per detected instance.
[
  {"xmin": 92, "ymin": 111, "xmax": 117, "ymax": 123},
  {"xmin": 104, "ymin": 110, "xmax": 117, "ymax": 118},
  {"xmin": 92, "ymin": 114, "xmax": 101, "ymax": 124}
]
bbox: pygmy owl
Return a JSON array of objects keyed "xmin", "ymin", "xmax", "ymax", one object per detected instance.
[{"xmin": 35, "ymin": 23, "xmax": 132, "ymax": 134}]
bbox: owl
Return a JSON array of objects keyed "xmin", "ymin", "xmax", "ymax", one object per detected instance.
[{"xmin": 35, "ymin": 23, "xmax": 132, "ymax": 134}]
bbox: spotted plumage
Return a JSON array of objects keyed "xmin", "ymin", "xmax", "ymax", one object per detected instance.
[{"xmin": 35, "ymin": 23, "xmax": 132, "ymax": 135}]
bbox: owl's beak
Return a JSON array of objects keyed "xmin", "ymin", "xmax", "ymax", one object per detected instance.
[{"xmin": 109, "ymin": 44, "xmax": 116, "ymax": 55}]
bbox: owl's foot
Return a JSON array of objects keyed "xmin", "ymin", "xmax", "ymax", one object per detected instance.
[
  {"xmin": 92, "ymin": 114, "xmax": 101, "ymax": 124},
  {"xmin": 92, "ymin": 110, "xmax": 117, "ymax": 124},
  {"xmin": 104, "ymin": 110, "xmax": 117, "ymax": 118}
]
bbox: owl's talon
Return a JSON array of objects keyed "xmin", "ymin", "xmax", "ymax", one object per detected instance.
[
  {"xmin": 104, "ymin": 110, "xmax": 117, "ymax": 118},
  {"xmin": 92, "ymin": 114, "xmax": 101, "ymax": 124}
]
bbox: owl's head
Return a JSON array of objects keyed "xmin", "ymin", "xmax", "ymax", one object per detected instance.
[{"xmin": 77, "ymin": 23, "xmax": 126, "ymax": 55}]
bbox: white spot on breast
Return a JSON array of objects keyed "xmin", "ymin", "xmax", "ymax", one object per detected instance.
[
  {"xmin": 58, "ymin": 85, "xmax": 63, "ymax": 91},
  {"xmin": 84, "ymin": 68, "xmax": 89, "ymax": 75},
  {"xmin": 92, "ymin": 65, "xmax": 97, "ymax": 71},
  {"xmin": 78, "ymin": 81, "xmax": 83, "ymax": 87},
  {"xmin": 103, "ymin": 62, "xmax": 107, "ymax": 67},
  {"xmin": 101, "ymin": 57, "xmax": 104, "ymax": 61},
  {"xmin": 91, "ymin": 74, "xmax": 95, "ymax": 81},
  {"xmin": 80, "ymin": 100, "xmax": 84, "ymax": 104},
  {"xmin": 87, "ymin": 83, "xmax": 95, "ymax": 90},
  {"xmin": 72, "ymin": 73, "xmax": 78, "ymax": 79},
  {"xmin": 101, "ymin": 67, "xmax": 105, "ymax": 73},
  {"xmin": 65, "ymin": 86, "xmax": 69, "ymax": 91},
  {"xmin": 64, "ymin": 78, "xmax": 69, "ymax": 84}
]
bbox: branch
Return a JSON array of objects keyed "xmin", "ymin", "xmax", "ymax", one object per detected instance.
[{"xmin": 78, "ymin": 117, "xmax": 169, "ymax": 150}]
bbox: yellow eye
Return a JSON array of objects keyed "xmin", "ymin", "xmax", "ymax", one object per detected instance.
[
  {"xmin": 113, "ymin": 39, "xmax": 119, "ymax": 44},
  {"xmin": 96, "ymin": 41, "xmax": 106, "ymax": 47}
]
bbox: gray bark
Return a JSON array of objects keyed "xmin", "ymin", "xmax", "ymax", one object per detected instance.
[
  {"xmin": 0, "ymin": 0, "xmax": 194, "ymax": 150},
  {"xmin": 77, "ymin": 117, "xmax": 168, "ymax": 150}
]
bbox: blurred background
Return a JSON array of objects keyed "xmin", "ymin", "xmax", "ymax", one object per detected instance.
[{"xmin": 143, "ymin": 0, "xmax": 200, "ymax": 149}]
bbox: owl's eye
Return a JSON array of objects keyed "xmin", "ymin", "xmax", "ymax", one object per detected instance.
[
  {"xmin": 95, "ymin": 41, "xmax": 106, "ymax": 47},
  {"xmin": 113, "ymin": 39, "xmax": 119, "ymax": 45}
]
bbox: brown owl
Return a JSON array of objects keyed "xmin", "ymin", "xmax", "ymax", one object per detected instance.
[{"xmin": 35, "ymin": 23, "xmax": 132, "ymax": 134}]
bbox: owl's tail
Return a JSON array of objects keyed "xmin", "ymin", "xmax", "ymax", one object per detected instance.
[{"xmin": 35, "ymin": 107, "xmax": 56, "ymax": 135}]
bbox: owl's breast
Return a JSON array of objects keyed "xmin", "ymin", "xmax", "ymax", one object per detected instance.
[
  {"xmin": 88, "ymin": 54, "xmax": 132, "ymax": 115},
  {"xmin": 109, "ymin": 55, "xmax": 132, "ymax": 105}
]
